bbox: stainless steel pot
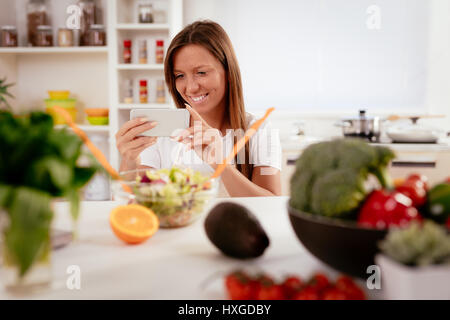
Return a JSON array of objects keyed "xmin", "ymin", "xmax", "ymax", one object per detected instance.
[{"xmin": 335, "ymin": 110, "xmax": 381, "ymax": 142}]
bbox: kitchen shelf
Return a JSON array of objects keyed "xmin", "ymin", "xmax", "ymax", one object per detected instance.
[
  {"xmin": 118, "ymin": 103, "xmax": 172, "ymax": 110},
  {"xmin": 116, "ymin": 23, "xmax": 170, "ymax": 31},
  {"xmin": 0, "ymin": 47, "xmax": 109, "ymax": 54},
  {"xmin": 55, "ymin": 124, "xmax": 110, "ymax": 133},
  {"xmin": 117, "ymin": 64, "xmax": 164, "ymax": 70}
]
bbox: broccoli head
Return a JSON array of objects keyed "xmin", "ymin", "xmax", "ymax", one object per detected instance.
[{"xmin": 289, "ymin": 138, "xmax": 395, "ymax": 217}]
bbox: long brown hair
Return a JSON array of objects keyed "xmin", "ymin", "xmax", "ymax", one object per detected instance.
[{"xmin": 164, "ymin": 20, "xmax": 253, "ymax": 179}]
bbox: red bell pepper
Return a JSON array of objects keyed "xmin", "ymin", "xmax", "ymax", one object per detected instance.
[
  {"xmin": 357, "ymin": 189, "xmax": 422, "ymax": 229},
  {"xmin": 395, "ymin": 174, "xmax": 428, "ymax": 207}
]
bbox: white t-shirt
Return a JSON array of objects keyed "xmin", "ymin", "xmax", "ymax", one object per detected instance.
[{"xmin": 140, "ymin": 112, "xmax": 282, "ymax": 197}]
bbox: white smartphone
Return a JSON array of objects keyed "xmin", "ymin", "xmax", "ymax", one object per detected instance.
[{"xmin": 130, "ymin": 108, "xmax": 190, "ymax": 137}]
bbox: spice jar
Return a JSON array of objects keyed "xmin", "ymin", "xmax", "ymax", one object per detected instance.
[
  {"xmin": 27, "ymin": 0, "xmax": 48, "ymax": 46},
  {"xmin": 36, "ymin": 25, "xmax": 53, "ymax": 47},
  {"xmin": 57, "ymin": 28, "xmax": 73, "ymax": 47},
  {"xmin": 155, "ymin": 40, "xmax": 164, "ymax": 64},
  {"xmin": 139, "ymin": 80, "xmax": 148, "ymax": 103},
  {"xmin": 87, "ymin": 24, "xmax": 106, "ymax": 46},
  {"xmin": 124, "ymin": 79, "xmax": 134, "ymax": 104},
  {"xmin": 78, "ymin": 0, "xmax": 97, "ymax": 46},
  {"xmin": 1, "ymin": 26, "xmax": 18, "ymax": 47},
  {"xmin": 138, "ymin": 1, "xmax": 154, "ymax": 23},
  {"xmin": 123, "ymin": 40, "xmax": 132, "ymax": 64},
  {"xmin": 156, "ymin": 80, "xmax": 166, "ymax": 104},
  {"xmin": 139, "ymin": 40, "xmax": 148, "ymax": 64}
]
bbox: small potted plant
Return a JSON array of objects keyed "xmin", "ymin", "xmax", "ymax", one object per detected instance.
[
  {"xmin": 0, "ymin": 77, "xmax": 15, "ymax": 110},
  {"xmin": 376, "ymin": 220, "xmax": 450, "ymax": 300},
  {"xmin": 0, "ymin": 110, "xmax": 99, "ymax": 291}
]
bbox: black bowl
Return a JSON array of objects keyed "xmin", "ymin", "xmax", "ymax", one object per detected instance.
[{"xmin": 287, "ymin": 204, "xmax": 387, "ymax": 279}]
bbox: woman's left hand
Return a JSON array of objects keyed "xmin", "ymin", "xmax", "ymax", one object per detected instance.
[{"xmin": 171, "ymin": 104, "xmax": 224, "ymax": 168}]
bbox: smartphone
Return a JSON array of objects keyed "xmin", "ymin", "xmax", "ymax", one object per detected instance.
[{"xmin": 130, "ymin": 108, "xmax": 190, "ymax": 137}]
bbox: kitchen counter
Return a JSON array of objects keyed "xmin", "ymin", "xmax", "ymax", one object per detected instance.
[
  {"xmin": 0, "ymin": 197, "xmax": 381, "ymax": 300},
  {"xmin": 281, "ymin": 136, "xmax": 450, "ymax": 153}
]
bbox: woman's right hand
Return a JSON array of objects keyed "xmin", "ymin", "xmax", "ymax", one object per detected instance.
[{"xmin": 116, "ymin": 118, "xmax": 158, "ymax": 171}]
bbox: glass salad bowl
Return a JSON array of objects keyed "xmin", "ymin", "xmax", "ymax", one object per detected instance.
[{"xmin": 112, "ymin": 167, "xmax": 219, "ymax": 228}]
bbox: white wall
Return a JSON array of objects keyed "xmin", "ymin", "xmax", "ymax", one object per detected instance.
[
  {"xmin": 183, "ymin": 0, "xmax": 439, "ymax": 116},
  {"xmin": 425, "ymin": 0, "xmax": 450, "ymax": 130}
]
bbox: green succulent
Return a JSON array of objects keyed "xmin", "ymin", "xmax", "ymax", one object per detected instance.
[
  {"xmin": 0, "ymin": 77, "xmax": 15, "ymax": 111},
  {"xmin": 379, "ymin": 220, "xmax": 450, "ymax": 267}
]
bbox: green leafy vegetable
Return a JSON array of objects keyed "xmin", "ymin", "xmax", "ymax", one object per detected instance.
[
  {"xmin": 0, "ymin": 110, "xmax": 99, "ymax": 277},
  {"xmin": 379, "ymin": 220, "xmax": 450, "ymax": 267},
  {"xmin": 289, "ymin": 138, "xmax": 395, "ymax": 217}
]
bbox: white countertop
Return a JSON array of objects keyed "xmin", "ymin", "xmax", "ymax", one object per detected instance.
[
  {"xmin": 281, "ymin": 136, "xmax": 450, "ymax": 153},
  {"xmin": 0, "ymin": 197, "xmax": 382, "ymax": 300}
]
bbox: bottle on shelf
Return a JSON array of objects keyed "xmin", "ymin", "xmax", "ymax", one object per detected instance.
[
  {"xmin": 155, "ymin": 40, "xmax": 164, "ymax": 64},
  {"xmin": 78, "ymin": 0, "xmax": 97, "ymax": 46},
  {"xmin": 87, "ymin": 24, "xmax": 106, "ymax": 46},
  {"xmin": 139, "ymin": 80, "xmax": 148, "ymax": 103},
  {"xmin": 58, "ymin": 28, "xmax": 73, "ymax": 47},
  {"xmin": 124, "ymin": 79, "xmax": 134, "ymax": 104},
  {"xmin": 36, "ymin": 25, "xmax": 53, "ymax": 47},
  {"xmin": 156, "ymin": 79, "xmax": 166, "ymax": 104},
  {"xmin": 123, "ymin": 40, "xmax": 132, "ymax": 63},
  {"xmin": 138, "ymin": 1, "xmax": 154, "ymax": 23},
  {"xmin": 139, "ymin": 40, "xmax": 148, "ymax": 64},
  {"xmin": 1, "ymin": 26, "xmax": 18, "ymax": 47},
  {"xmin": 27, "ymin": 0, "xmax": 48, "ymax": 46}
]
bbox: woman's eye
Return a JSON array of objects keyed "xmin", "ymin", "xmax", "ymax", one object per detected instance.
[
  {"xmin": 175, "ymin": 74, "xmax": 184, "ymax": 79},
  {"xmin": 197, "ymin": 71, "xmax": 206, "ymax": 75}
]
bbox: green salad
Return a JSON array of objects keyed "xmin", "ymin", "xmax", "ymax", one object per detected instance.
[{"xmin": 131, "ymin": 167, "xmax": 215, "ymax": 227}]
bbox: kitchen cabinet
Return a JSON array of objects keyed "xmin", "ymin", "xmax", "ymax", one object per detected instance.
[
  {"xmin": 0, "ymin": 0, "xmax": 183, "ymax": 172},
  {"xmin": 108, "ymin": 0, "xmax": 183, "ymax": 169}
]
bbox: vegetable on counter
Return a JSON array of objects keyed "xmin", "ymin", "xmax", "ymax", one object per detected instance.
[
  {"xmin": 395, "ymin": 174, "xmax": 428, "ymax": 208},
  {"xmin": 289, "ymin": 138, "xmax": 395, "ymax": 218},
  {"xmin": 224, "ymin": 270, "xmax": 366, "ymax": 300},
  {"xmin": 379, "ymin": 220, "xmax": 450, "ymax": 267},
  {"xmin": 204, "ymin": 202, "xmax": 269, "ymax": 259},
  {"xmin": 424, "ymin": 180, "xmax": 450, "ymax": 225},
  {"xmin": 357, "ymin": 190, "xmax": 422, "ymax": 229}
]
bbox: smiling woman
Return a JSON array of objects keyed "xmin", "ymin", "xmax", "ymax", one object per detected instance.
[{"xmin": 115, "ymin": 20, "xmax": 282, "ymax": 197}]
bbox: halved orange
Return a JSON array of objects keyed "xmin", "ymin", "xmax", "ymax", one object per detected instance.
[{"xmin": 110, "ymin": 204, "xmax": 159, "ymax": 244}]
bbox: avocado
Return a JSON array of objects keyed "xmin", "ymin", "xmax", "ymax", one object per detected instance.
[{"xmin": 204, "ymin": 202, "xmax": 270, "ymax": 259}]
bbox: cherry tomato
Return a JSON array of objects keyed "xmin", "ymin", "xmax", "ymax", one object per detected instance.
[
  {"xmin": 309, "ymin": 272, "xmax": 330, "ymax": 291},
  {"xmin": 225, "ymin": 271, "xmax": 254, "ymax": 300},
  {"xmin": 335, "ymin": 275, "xmax": 366, "ymax": 300},
  {"xmin": 292, "ymin": 286, "xmax": 320, "ymax": 300},
  {"xmin": 256, "ymin": 284, "xmax": 285, "ymax": 300},
  {"xmin": 322, "ymin": 287, "xmax": 348, "ymax": 300},
  {"xmin": 281, "ymin": 276, "xmax": 303, "ymax": 299}
]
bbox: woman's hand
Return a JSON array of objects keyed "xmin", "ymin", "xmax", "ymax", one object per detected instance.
[
  {"xmin": 116, "ymin": 118, "xmax": 158, "ymax": 171},
  {"xmin": 172, "ymin": 104, "xmax": 224, "ymax": 168}
]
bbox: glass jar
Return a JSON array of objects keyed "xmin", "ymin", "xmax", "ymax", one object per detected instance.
[
  {"xmin": 78, "ymin": 0, "xmax": 97, "ymax": 46},
  {"xmin": 156, "ymin": 80, "xmax": 166, "ymax": 104},
  {"xmin": 155, "ymin": 40, "xmax": 164, "ymax": 64},
  {"xmin": 139, "ymin": 80, "xmax": 148, "ymax": 103},
  {"xmin": 138, "ymin": 1, "xmax": 154, "ymax": 23},
  {"xmin": 139, "ymin": 40, "xmax": 147, "ymax": 64},
  {"xmin": 36, "ymin": 25, "xmax": 53, "ymax": 47},
  {"xmin": 124, "ymin": 79, "xmax": 134, "ymax": 104},
  {"xmin": 87, "ymin": 24, "xmax": 106, "ymax": 46},
  {"xmin": 123, "ymin": 40, "xmax": 132, "ymax": 64},
  {"xmin": 1, "ymin": 26, "xmax": 18, "ymax": 47},
  {"xmin": 27, "ymin": 0, "xmax": 48, "ymax": 46},
  {"xmin": 57, "ymin": 28, "xmax": 73, "ymax": 47}
]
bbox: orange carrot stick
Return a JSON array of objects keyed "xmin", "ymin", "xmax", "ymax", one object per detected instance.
[
  {"xmin": 52, "ymin": 106, "xmax": 132, "ymax": 193},
  {"xmin": 211, "ymin": 107, "xmax": 275, "ymax": 179}
]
